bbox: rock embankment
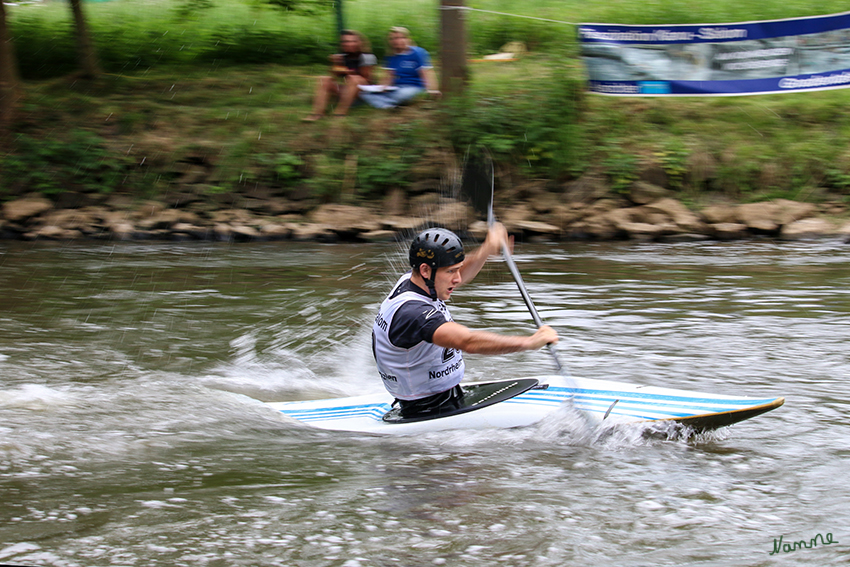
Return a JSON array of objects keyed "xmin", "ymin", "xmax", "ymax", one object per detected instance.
[
  {"xmin": 2, "ymin": 193, "xmax": 849, "ymax": 243},
  {"xmin": 494, "ymin": 196, "xmax": 850, "ymax": 242}
]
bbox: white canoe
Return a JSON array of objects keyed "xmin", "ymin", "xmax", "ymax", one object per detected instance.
[{"xmin": 266, "ymin": 375, "xmax": 785, "ymax": 435}]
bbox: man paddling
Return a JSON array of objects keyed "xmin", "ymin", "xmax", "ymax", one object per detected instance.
[{"xmin": 372, "ymin": 226, "xmax": 559, "ymax": 417}]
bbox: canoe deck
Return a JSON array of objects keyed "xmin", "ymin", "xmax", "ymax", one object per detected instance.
[{"xmin": 266, "ymin": 375, "xmax": 784, "ymax": 435}]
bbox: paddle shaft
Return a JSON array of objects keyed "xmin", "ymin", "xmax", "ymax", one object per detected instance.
[
  {"xmin": 499, "ymin": 241, "xmax": 565, "ymax": 374},
  {"xmin": 486, "ymin": 186, "xmax": 566, "ymax": 374}
]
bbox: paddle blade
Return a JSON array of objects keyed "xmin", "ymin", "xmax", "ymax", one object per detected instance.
[{"xmin": 458, "ymin": 147, "xmax": 495, "ymax": 224}]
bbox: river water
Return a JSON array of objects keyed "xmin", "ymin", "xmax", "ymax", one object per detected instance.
[{"xmin": 1, "ymin": 239, "xmax": 848, "ymax": 566}]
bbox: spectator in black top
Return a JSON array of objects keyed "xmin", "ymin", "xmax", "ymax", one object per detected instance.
[{"xmin": 304, "ymin": 30, "xmax": 377, "ymax": 121}]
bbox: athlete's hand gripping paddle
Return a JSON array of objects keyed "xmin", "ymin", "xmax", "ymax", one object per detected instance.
[
  {"xmin": 458, "ymin": 148, "xmax": 570, "ymax": 378},
  {"xmin": 459, "ymin": 149, "xmax": 592, "ymax": 425},
  {"xmin": 482, "ymin": 158, "xmax": 568, "ymax": 377}
]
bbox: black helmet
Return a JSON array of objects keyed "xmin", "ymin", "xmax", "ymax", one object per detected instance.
[{"xmin": 409, "ymin": 228, "xmax": 465, "ymax": 271}]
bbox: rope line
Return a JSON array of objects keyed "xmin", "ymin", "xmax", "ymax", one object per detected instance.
[{"xmin": 439, "ymin": 5, "xmax": 578, "ymax": 26}]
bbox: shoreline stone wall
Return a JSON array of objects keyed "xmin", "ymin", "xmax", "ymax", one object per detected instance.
[{"xmin": 2, "ymin": 193, "xmax": 849, "ymax": 244}]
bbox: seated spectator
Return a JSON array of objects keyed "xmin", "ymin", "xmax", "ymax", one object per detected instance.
[
  {"xmin": 358, "ymin": 26, "xmax": 441, "ymax": 109},
  {"xmin": 304, "ymin": 30, "xmax": 376, "ymax": 121}
]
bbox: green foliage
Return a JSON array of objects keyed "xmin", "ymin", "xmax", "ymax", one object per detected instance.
[
  {"xmin": 825, "ymin": 168, "xmax": 850, "ymax": 193},
  {"xmin": 244, "ymin": 151, "xmax": 307, "ymax": 187},
  {"xmin": 7, "ymin": 1, "xmax": 850, "ymax": 208},
  {"xmin": 200, "ymin": 184, "xmax": 230, "ymax": 195},
  {"xmin": 444, "ymin": 95, "xmax": 521, "ymax": 156},
  {"xmin": 444, "ymin": 60, "xmax": 583, "ymax": 179},
  {"xmin": 200, "ymin": 28, "xmax": 327, "ymax": 66},
  {"xmin": 714, "ymin": 146, "xmax": 763, "ymax": 196},
  {"xmin": 1, "ymin": 130, "xmax": 126, "ymax": 195},
  {"xmin": 263, "ymin": 0, "xmax": 334, "ymax": 15},
  {"xmin": 272, "ymin": 152, "xmax": 306, "ymax": 184},
  {"xmin": 352, "ymin": 119, "xmax": 435, "ymax": 198},
  {"xmin": 4, "ymin": 0, "xmax": 574, "ymax": 79},
  {"xmin": 306, "ymin": 154, "xmax": 345, "ymax": 201},
  {"xmin": 239, "ymin": 152, "xmax": 307, "ymax": 187},
  {"xmin": 9, "ymin": 0, "xmax": 850, "ymax": 79},
  {"xmin": 467, "ymin": 16, "xmax": 570, "ymax": 57},
  {"xmin": 8, "ymin": 19, "xmax": 77, "ymax": 79},
  {"xmin": 356, "ymin": 153, "xmax": 410, "ymax": 198},
  {"xmin": 8, "ymin": 1, "xmax": 333, "ymax": 79},
  {"xmin": 655, "ymin": 141, "xmax": 689, "ymax": 190},
  {"xmin": 172, "ymin": 0, "xmax": 215, "ymax": 20},
  {"xmin": 601, "ymin": 144, "xmax": 639, "ymax": 194}
]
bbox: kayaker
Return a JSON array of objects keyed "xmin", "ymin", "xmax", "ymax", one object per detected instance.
[{"xmin": 372, "ymin": 226, "xmax": 559, "ymax": 417}]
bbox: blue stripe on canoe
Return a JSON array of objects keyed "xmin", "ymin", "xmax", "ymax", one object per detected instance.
[
  {"xmin": 504, "ymin": 398, "xmax": 700, "ymax": 419},
  {"xmin": 282, "ymin": 401, "xmax": 691, "ymax": 422},
  {"xmin": 278, "ymin": 388, "xmax": 782, "ymax": 423},
  {"xmin": 507, "ymin": 390, "xmax": 781, "ymax": 419},
  {"xmin": 512, "ymin": 393, "xmax": 766, "ymax": 413},
  {"xmin": 281, "ymin": 399, "xmax": 688, "ymax": 422},
  {"xmin": 527, "ymin": 386, "xmax": 779, "ymax": 407},
  {"xmin": 281, "ymin": 408, "xmax": 388, "ymax": 419},
  {"xmin": 281, "ymin": 403, "xmax": 392, "ymax": 422},
  {"xmin": 515, "ymin": 389, "xmax": 778, "ymax": 411}
]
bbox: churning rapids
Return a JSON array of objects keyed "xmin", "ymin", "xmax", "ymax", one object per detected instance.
[{"xmin": 1, "ymin": 239, "xmax": 848, "ymax": 567}]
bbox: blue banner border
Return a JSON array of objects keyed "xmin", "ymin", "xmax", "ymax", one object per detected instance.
[
  {"xmin": 579, "ymin": 10, "xmax": 850, "ymax": 45},
  {"xmin": 589, "ymin": 67, "xmax": 850, "ymax": 96}
]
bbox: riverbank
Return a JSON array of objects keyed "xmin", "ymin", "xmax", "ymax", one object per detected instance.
[
  {"xmin": 3, "ymin": 191, "xmax": 849, "ymax": 244},
  {"xmin": 3, "ymin": 61, "xmax": 850, "ymax": 245}
]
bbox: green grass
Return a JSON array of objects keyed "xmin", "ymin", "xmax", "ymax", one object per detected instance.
[
  {"xmin": 5, "ymin": 57, "xmax": 850, "ymax": 206},
  {"xmin": 10, "ymin": 0, "xmax": 850, "ymax": 77}
]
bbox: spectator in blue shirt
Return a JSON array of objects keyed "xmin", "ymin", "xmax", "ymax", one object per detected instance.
[{"xmin": 359, "ymin": 27, "xmax": 441, "ymax": 109}]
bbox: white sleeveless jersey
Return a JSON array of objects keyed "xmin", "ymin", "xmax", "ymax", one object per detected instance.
[{"xmin": 372, "ymin": 273, "xmax": 465, "ymax": 400}]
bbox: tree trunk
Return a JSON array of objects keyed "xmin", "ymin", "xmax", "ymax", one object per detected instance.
[
  {"xmin": 439, "ymin": 0, "xmax": 467, "ymax": 95},
  {"xmin": 0, "ymin": 0, "xmax": 21, "ymax": 129},
  {"xmin": 69, "ymin": 0, "xmax": 100, "ymax": 79}
]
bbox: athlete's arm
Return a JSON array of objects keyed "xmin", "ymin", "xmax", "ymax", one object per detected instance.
[
  {"xmin": 459, "ymin": 222, "xmax": 512, "ymax": 285},
  {"xmin": 432, "ymin": 321, "xmax": 558, "ymax": 355}
]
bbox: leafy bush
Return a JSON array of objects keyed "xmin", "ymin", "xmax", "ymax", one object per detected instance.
[
  {"xmin": 8, "ymin": 1, "xmax": 333, "ymax": 78},
  {"xmin": 825, "ymin": 168, "xmax": 850, "ymax": 193},
  {"xmin": 198, "ymin": 28, "xmax": 327, "ymax": 67},
  {"xmin": 600, "ymin": 144, "xmax": 638, "ymax": 194},
  {"xmin": 305, "ymin": 154, "xmax": 345, "ymax": 201},
  {"xmin": 655, "ymin": 141, "xmax": 689, "ymax": 190},
  {"xmin": 272, "ymin": 152, "xmax": 306, "ymax": 184},
  {"xmin": 1, "ymin": 130, "xmax": 127, "ymax": 195},
  {"xmin": 356, "ymin": 152, "xmax": 410, "ymax": 198},
  {"xmin": 8, "ymin": 19, "xmax": 77, "ymax": 79},
  {"xmin": 444, "ymin": 60, "xmax": 583, "ymax": 179},
  {"xmin": 7, "ymin": 0, "xmax": 573, "ymax": 79},
  {"xmin": 247, "ymin": 152, "xmax": 307, "ymax": 187}
]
